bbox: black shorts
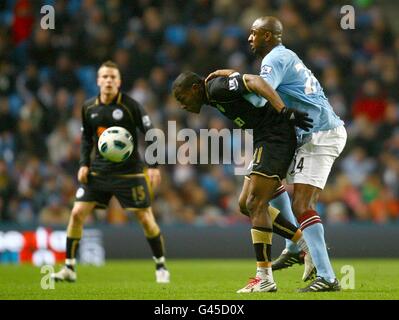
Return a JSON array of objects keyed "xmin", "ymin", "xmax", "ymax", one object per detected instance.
[
  {"xmin": 248, "ymin": 137, "xmax": 296, "ymax": 180},
  {"xmin": 75, "ymin": 171, "xmax": 152, "ymax": 210}
]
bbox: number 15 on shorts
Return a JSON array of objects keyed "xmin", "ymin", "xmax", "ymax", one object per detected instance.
[{"xmin": 132, "ymin": 185, "xmax": 146, "ymax": 201}]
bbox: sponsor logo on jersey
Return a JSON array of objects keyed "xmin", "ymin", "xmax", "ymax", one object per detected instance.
[
  {"xmin": 91, "ymin": 113, "xmax": 98, "ymax": 119},
  {"xmin": 76, "ymin": 187, "xmax": 85, "ymax": 199},
  {"xmin": 261, "ymin": 65, "xmax": 272, "ymax": 74},
  {"xmin": 142, "ymin": 115, "xmax": 151, "ymax": 127},
  {"xmin": 112, "ymin": 109, "xmax": 123, "ymax": 120},
  {"xmin": 228, "ymin": 77, "xmax": 239, "ymax": 91},
  {"xmin": 97, "ymin": 126, "xmax": 107, "ymax": 137}
]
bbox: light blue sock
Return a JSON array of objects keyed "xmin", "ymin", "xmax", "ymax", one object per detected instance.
[
  {"xmin": 270, "ymin": 191, "xmax": 300, "ymax": 253},
  {"xmin": 302, "ymin": 223, "xmax": 336, "ymax": 282}
]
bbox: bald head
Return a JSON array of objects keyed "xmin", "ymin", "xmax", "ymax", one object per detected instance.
[{"xmin": 252, "ymin": 16, "xmax": 283, "ymax": 43}]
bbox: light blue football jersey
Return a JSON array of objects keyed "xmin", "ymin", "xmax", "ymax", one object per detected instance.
[{"xmin": 257, "ymin": 44, "xmax": 344, "ymax": 135}]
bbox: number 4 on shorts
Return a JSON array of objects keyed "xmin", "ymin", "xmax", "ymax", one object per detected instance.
[{"xmin": 290, "ymin": 156, "xmax": 304, "ymax": 174}]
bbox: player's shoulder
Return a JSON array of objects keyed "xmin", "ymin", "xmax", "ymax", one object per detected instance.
[
  {"xmin": 207, "ymin": 76, "xmax": 225, "ymax": 89},
  {"xmin": 263, "ymin": 45, "xmax": 297, "ymax": 65},
  {"xmin": 82, "ymin": 96, "xmax": 98, "ymax": 110},
  {"xmin": 206, "ymin": 76, "xmax": 230, "ymax": 100},
  {"xmin": 261, "ymin": 45, "xmax": 299, "ymax": 76}
]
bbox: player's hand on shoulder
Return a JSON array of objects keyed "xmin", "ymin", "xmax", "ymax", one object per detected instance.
[
  {"xmin": 147, "ymin": 168, "xmax": 161, "ymax": 189},
  {"xmin": 205, "ymin": 69, "xmax": 237, "ymax": 83},
  {"xmin": 280, "ymin": 107, "xmax": 313, "ymax": 132},
  {"xmin": 78, "ymin": 166, "xmax": 90, "ymax": 184}
]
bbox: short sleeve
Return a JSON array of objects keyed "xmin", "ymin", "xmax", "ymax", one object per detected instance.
[
  {"xmin": 207, "ymin": 73, "xmax": 250, "ymax": 102},
  {"xmin": 260, "ymin": 55, "xmax": 285, "ymax": 90}
]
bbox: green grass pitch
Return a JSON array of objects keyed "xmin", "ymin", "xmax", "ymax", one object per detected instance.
[{"xmin": 0, "ymin": 259, "xmax": 398, "ymax": 300}]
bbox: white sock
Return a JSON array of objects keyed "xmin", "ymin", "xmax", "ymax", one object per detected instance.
[
  {"xmin": 256, "ymin": 267, "xmax": 273, "ymax": 281},
  {"xmin": 153, "ymin": 256, "xmax": 165, "ymax": 264},
  {"xmin": 65, "ymin": 258, "xmax": 76, "ymax": 266}
]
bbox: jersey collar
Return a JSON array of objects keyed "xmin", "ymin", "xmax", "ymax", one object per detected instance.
[{"xmin": 95, "ymin": 91, "xmax": 122, "ymax": 106}]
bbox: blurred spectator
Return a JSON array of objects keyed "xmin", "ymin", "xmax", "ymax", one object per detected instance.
[
  {"xmin": 341, "ymin": 147, "xmax": 377, "ymax": 187},
  {"xmin": 11, "ymin": 0, "xmax": 34, "ymax": 45},
  {"xmin": 51, "ymin": 54, "xmax": 80, "ymax": 92},
  {"xmin": 0, "ymin": 159, "xmax": 15, "ymax": 221},
  {"xmin": 39, "ymin": 195, "xmax": 70, "ymax": 225},
  {"xmin": 352, "ymin": 79, "xmax": 388, "ymax": 123}
]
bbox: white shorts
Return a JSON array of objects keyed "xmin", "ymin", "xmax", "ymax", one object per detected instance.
[{"xmin": 286, "ymin": 126, "xmax": 347, "ymax": 189}]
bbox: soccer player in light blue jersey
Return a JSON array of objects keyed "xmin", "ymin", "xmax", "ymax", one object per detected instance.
[{"xmin": 207, "ymin": 16, "xmax": 347, "ymax": 292}]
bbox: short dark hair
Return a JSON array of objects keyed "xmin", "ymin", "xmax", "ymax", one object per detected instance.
[
  {"xmin": 99, "ymin": 60, "xmax": 120, "ymax": 71},
  {"xmin": 172, "ymin": 71, "xmax": 202, "ymax": 97}
]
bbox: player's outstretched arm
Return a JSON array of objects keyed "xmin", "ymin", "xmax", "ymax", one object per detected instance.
[
  {"xmin": 242, "ymin": 74, "xmax": 285, "ymax": 112},
  {"xmin": 205, "ymin": 69, "xmax": 237, "ymax": 83},
  {"xmin": 242, "ymin": 74, "xmax": 313, "ymax": 131}
]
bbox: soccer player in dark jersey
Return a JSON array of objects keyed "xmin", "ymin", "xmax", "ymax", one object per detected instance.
[
  {"xmin": 172, "ymin": 71, "xmax": 313, "ymax": 293},
  {"xmin": 51, "ymin": 61, "xmax": 169, "ymax": 284}
]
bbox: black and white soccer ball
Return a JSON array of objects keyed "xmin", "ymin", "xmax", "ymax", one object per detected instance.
[{"xmin": 98, "ymin": 126, "xmax": 134, "ymax": 162}]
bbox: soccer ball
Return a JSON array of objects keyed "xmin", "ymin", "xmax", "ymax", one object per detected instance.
[{"xmin": 98, "ymin": 126, "xmax": 134, "ymax": 162}]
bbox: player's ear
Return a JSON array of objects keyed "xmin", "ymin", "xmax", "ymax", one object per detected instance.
[
  {"xmin": 192, "ymin": 83, "xmax": 201, "ymax": 93},
  {"xmin": 264, "ymin": 31, "xmax": 272, "ymax": 42}
]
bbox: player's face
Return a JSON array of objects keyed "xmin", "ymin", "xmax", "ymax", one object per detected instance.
[
  {"xmin": 248, "ymin": 22, "xmax": 269, "ymax": 55},
  {"xmin": 97, "ymin": 67, "xmax": 121, "ymax": 96},
  {"xmin": 175, "ymin": 89, "xmax": 202, "ymax": 114}
]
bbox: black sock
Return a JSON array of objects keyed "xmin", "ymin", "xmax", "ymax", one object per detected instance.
[
  {"xmin": 273, "ymin": 214, "xmax": 300, "ymax": 240},
  {"xmin": 253, "ymin": 243, "xmax": 272, "ymax": 263},
  {"xmin": 66, "ymin": 237, "xmax": 80, "ymax": 271},
  {"xmin": 146, "ymin": 233, "xmax": 165, "ymax": 269}
]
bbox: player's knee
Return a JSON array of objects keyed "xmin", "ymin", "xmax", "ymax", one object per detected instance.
[
  {"xmin": 291, "ymin": 197, "xmax": 309, "ymax": 217},
  {"xmin": 246, "ymin": 193, "xmax": 262, "ymax": 215},
  {"xmin": 140, "ymin": 216, "xmax": 159, "ymax": 236},
  {"xmin": 238, "ymin": 194, "xmax": 249, "ymax": 216},
  {"xmin": 70, "ymin": 207, "xmax": 85, "ymax": 225},
  {"xmin": 136, "ymin": 210, "xmax": 156, "ymax": 229},
  {"xmin": 136, "ymin": 210, "xmax": 148, "ymax": 224}
]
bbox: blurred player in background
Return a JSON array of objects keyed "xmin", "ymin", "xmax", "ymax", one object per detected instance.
[
  {"xmin": 207, "ymin": 16, "xmax": 347, "ymax": 292},
  {"xmin": 51, "ymin": 61, "xmax": 170, "ymax": 284},
  {"xmin": 173, "ymin": 71, "xmax": 313, "ymax": 292}
]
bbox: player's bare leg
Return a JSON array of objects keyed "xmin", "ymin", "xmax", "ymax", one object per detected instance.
[
  {"xmin": 134, "ymin": 207, "xmax": 169, "ymax": 283},
  {"xmin": 51, "ymin": 201, "xmax": 95, "ymax": 282},
  {"xmin": 237, "ymin": 174, "xmax": 279, "ymax": 293},
  {"xmin": 292, "ymin": 184, "xmax": 340, "ymax": 292},
  {"xmin": 239, "ymin": 178, "xmax": 315, "ymax": 282}
]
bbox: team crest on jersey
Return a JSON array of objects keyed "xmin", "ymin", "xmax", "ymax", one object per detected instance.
[
  {"xmin": 112, "ymin": 109, "xmax": 123, "ymax": 120},
  {"xmin": 261, "ymin": 65, "xmax": 272, "ymax": 74},
  {"xmin": 76, "ymin": 187, "xmax": 85, "ymax": 199},
  {"xmin": 228, "ymin": 77, "xmax": 239, "ymax": 91}
]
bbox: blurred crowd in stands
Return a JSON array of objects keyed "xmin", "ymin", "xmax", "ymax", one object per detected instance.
[{"xmin": 0, "ymin": 0, "xmax": 398, "ymax": 226}]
